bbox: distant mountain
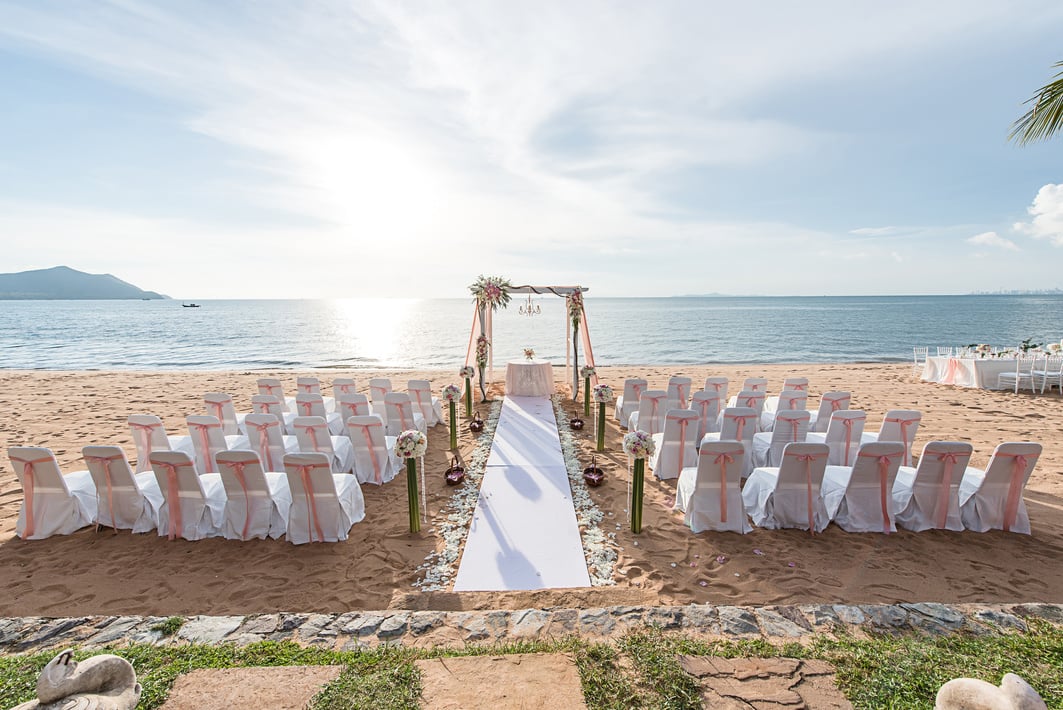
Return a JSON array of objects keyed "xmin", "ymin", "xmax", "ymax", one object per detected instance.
[{"xmin": 0, "ymin": 266, "xmax": 168, "ymax": 300}]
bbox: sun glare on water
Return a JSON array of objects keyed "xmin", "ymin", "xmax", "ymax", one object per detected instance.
[{"xmin": 329, "ymin": 298, "xmax": 420, "ymax": 365}]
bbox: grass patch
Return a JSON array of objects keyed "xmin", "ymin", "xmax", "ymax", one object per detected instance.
[
  {"xmin": 0, "ymin": 623, "xmax": 1060, "ymax": 709},
  {"xmin": 149, "ymin": 617, "xmax": 185, "ymax": 637}
]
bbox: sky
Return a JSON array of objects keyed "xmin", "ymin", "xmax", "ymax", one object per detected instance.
[{"xmin": 1, "ymin": 1, "xmax": 1063, "ymax": 299}]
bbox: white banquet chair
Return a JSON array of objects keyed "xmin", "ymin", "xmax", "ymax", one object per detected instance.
[
  {"xmin": 806, "ymin": 410, "xmax": 866, "ymax": 466},
  {"xmin": 283, "ymin": 452, "xmax": 365, "ymax": 544},
  {"xmin": 332, "ymin": 377, "xmax": 359, "ymax": 402},
  {"xmin": 384, "ymin": 392, "xmax": 428, "ymax": 437},
  {"xmin": 203, "ymin": 392, "xmax": 248, "ymax": 436},
  {"xmin": 250, "ymin": 394, "xmax": 298, "ymax": 435},
  {"xmin": 242, "ymin": 413, "xmax": 300, "ymax": 472},
  {"xmin": 726, "ymin": 390, "xmax": 766, "ymax": 432},
  {"xmin": 293, "ymin": 416, "xmax": 355, "ymax": 473},
  {"xmin": 649, "ymin": 409, "xmax": 699, "ymax": 480},
  {"xmin": 959, "ymin": 442, "xmax": 1041, "ymax": 534},
  {"xmin": 83, "ymin": 445, "xmax": 161, "ymax": 533},
  {"xmin": 615, "ymin": 378, "xmax": 647, "ymax": 429},
  {"xmin": 860, "ymin": 410, "xmax": 921, "ymax": 467},
  {"xmin": 690, "ymin": 391, "xmax": 722, "ymax": 441},
  {"xmin": 751, "ymin": 409, "xmax": 810, "ymax": 468},
  {"xmin": 760, "ymin": 389, "xmax": 808, "ymax": 432},
  {"xmin": 666, "ymin": 376, "xmax": 692, "ymax": 411},
  {"xmin": 937, "ymin": 346, "xmax": 953, "ymax": 356},
  {"xmin": 9, "ymin": 446, "xmax": 97, "ymax": 539},
  {"xmin": 913, "ymin": 347, "xmax": 929, "ymax": 376},
  {"xmin": 335, "ymin": 393, "xmax": 372, "ymax": 421},
  {"xmin": 216, "ymin": 450, "xmax": 292, "ymax": 540},
  {"xmin": 187, "ymin": 415, "xmax": 247, "ymax": 474},
  {"xmin": 297, "ymin": 377, "xmax": 335, "ymax": 412},
  {"xmin": 368, "ymin": 378, "xmax": 393, "ymax": 421},
  {"xmin": 127, "ymin": 414, "xmax": 194, "ymax": 473},
  {"xmin": 408, "ymin": 379, "xmax": 444, "ymax": 427},
  {"xmin": 149, "ymin": 450, "xmax": 225, "ymax": 541},
  {"xmin": 742, "ymin": 442, "xmax": 830, "ymax": 532},
  {"xmin": 628, "ymin": 389, "xmax": 668, "ymax": 436},
  {"xmin": 1032, "ymin": 356, "xmax": 1063, "ymax": 394},
  {"xmin": 703, "ymin": 376, "xmax": 728, "ymax": 402},
  {"xmin": 892, "ymin": 441, "xmax": 973, "ymax": 532},
  {"xmin": 294, "ymin": 393, "xmax": 345, "ymax": 435},
  {"xmin": 256, "ymin": 378, "xmax": 295, "ymax": 412},
  {"xmin": 820, "ymin": 441, "xmax": 905, "ymax": 533},
  {"xmin": 674, "ymin": 441, "xmax": 751, "ymax": 534},
  {"xmin": 782, "ymin": 376, "xmax": 809, "ymax": 392},
  {"xmin": 997, "ymin": 356, "xmax": 1038, "ymax": 394},
  {"xmin": 742, "ymin": 377, "xmax": 768, "ymax": 393},
  {"xmin": 347, "ymin": 415, "xmax": 401, "ymax": 485},
  {"xmin": 700, "ymin": 406, "xmax": 757, "ymax": 478},
  {"xmin": 807, "ymin": 391, "xmax": 851, "ymax": 433}
]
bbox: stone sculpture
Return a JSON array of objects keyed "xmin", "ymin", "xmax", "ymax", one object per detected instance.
[
  {"xmin": 12, "ymin": 649, "xmax": 141, "ymax": 710},
  {"xmin": 935, "ymin": 672, "xmax": 1047, "ymax": 710}
]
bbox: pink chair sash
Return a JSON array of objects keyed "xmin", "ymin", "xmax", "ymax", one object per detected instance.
[
  {"xmin": 156, "ymin": 461, "xmax": 183, "ymax": 540},
  {"xmin": 791, "ymin": 383, "xmax": 807, "ymax": 391},
  {"xmin": 726, "ymin": 412, "xmax": 756, "ymax": 441},
  {"xmin": 298, "ymin": 382, "xmax": 315, "ymax": 393},
  {"xmin": 828, "ymin": 395, "xmax": 849, "ymax": 411},
  {"xmin": 665, "ymin": 414, "xmax": 691, "ymax": 478},
  {"xmin": 11, "ymin": 455, "xmax": 53, "ymax": 539},
  {"xmin": 786, "ymin": 451, "xmax": 825, "ymax": 536},
  {"xmin": 298, "ymin": 400, "xmax": 314, "ymax": 416},
  {"xmin": 411, "ymin": 390, "xmax": 427, "ymax": 413},
  {"xmin": 297, "ymin": 422, "xmax": 323, "ymax": 454},
  {"xmin": 996, "ymin": 453, "xmax": 1030, "ymax": 532},
  {"xmin": 293, "ymin": 462, "xmax": 327, "ymax": 543},
  {"xmin": 784, "ymin": 395, "xmax": 802, "ymax": 410},
  {"xmin": 646, "ymin": 394, "xmax": 666, "ymax": 434},
  {"xmin": 674, "ymin": 383, "xmax": 689, "ymax": 405},
  {"xmin": 371, "ymin": 385, "xmax": 389, "ymax": 401},
  {"xmin": 711, "ymin": 450, "xmax": 742, "ymax": 522},
  {"xmin": 350, "ymin": 421, "xmax": 384, "ymax": 483},
  {"xmin": 840, "ymin": 416, "xmax": 865, "ymax": 466},
  {"xmin": 84, "ymin": 453, "xmax": 124, "ymax": 533},
  {"xmin": 225, "ymin": 460, "xmax": 254, "ymax": 539},
  {"xmin": 254, "ymin": 401, "xmax": 271, "ymax": 415},
  {"xmin": 694, "ymin": 399, "xmax": 714, "ymax": 434},
  {"xmin": 337, "ymin": 384, "xmax": 356, "ymax": 395},
  {"xmin": 706, "ymin": 381, "xmax": 724, "ymax": 395},
  {"xmin": 396, "ymin": 404, "xmax": 412, "ymax": 431},
  {"xmin": 340, "ymin": 402, "xmax": 368, "ymax": 419},
  {"xmin": 934, "ymin": 452, "xmax": 960, "ymax": 529},
  {"xmin": 207, "ymin": 399, "xmax": 228, "ymax": 424},
  {"xmin": 858, "ymin": 451, "xmax": 895, "ymax": 534},
  {"xmin": 188, "ymin": 421, "xmax": 221, "ymax": 473},
  {"xmin": 741, "ymin": 395, "xmax": 760, "ymax": 409},
  {"xmin": 129, "ymin": 422, "xmax": 159, "ymax": 464},
  {"xmin": 261, "ymin": 384, "xmax": 283, "ymax": 399},
  {"xmin": 632, "ymin": 383, "xmax": 644, "ymax": 400},
  {"xmin": 885, "ymin": 417, "xmax": 917, "ymax": 466},
  {"xmin": 247, "ymin": 420, "xmax": 279, "ymax": 471}
]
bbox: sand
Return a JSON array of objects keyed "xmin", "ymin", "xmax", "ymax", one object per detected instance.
[{"xmin": 0, "ymin": 363, "xmax": 1061, "ymax": 618}]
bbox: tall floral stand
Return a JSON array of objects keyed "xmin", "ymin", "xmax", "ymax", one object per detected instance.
[
  {"xmin": 584, "ymin": 376, "xmax": 592, "ymax": 418},
  {"xmin": 624, "ymin": 431, "xmax": 655, "ymax": 534},
  {"xmin": 464, "ymin": 377, "xmax": 473, "ymax": 416},
  {"xmin": 592, "ymin": 383, "xmax": 613, "ymax": 453},
  {"xmin": 395, "ymin": 430, "xmax": 428, "ymax": 534}
]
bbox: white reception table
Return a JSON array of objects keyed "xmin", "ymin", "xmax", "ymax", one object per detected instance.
[
  {"xmin": 921, "ymin": 356, "xmax": 1015, "ymax": 389},
  {"xmin": 505, "ymin": 360, "xmax": 554, "ymax": 397}
]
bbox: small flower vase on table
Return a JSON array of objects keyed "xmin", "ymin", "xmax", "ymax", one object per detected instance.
[
  {"xmin": 395, "ymin": 430, "xmax": 428, "ymax": 533},
  {"xmin": 441, "ymin": 384, "xmax": 462, "ymax": 450},
  {"xmin": 459, "ymin": 366, "xmax": 475, "ymax": 417},
  {"xmin": 623, "ymin": 430, "xmax": 655, "ymax": 534},
  {"xmin": 592, "ymin": 383, "xmax": 613, "ymax": 452},
  {"xmin": 581, "ymin": 366, "xmax": 596, "ymax": 418}
]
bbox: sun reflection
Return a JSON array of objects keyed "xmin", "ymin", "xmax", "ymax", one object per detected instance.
[{"xmin": 329, "ymin": 298, "xmax": 419, "ymax": 365}]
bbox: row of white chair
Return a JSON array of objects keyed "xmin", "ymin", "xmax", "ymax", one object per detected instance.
[
  {"xmin": 253, "ymin": 377, "xmax": 445, "ymax": 428},
  {"xmin": 997, "ymin": 356, "xmax": 1063, "ymax": 394}
]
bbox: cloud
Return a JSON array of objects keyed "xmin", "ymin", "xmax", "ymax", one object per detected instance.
[
  {"xmin": 1014, "ymin": 183, "xmax": 1063, "ymax": 246},
  {"xmin": 967, "ymin": 231, "xmax": 1019, "ymax": 251}
]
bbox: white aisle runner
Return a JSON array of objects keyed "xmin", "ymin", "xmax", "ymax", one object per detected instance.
[{"xmin": 453, "ymin": 395, "xmax": 591, "ymax": 591}]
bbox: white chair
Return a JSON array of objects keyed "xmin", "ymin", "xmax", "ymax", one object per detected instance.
[
  {"xmin": 256, "ymin": 378, "xmax": 295, "ymax": 412},
  {"xmin": 9, "ymin": 447, "xmax": 97, "ymax": 539},
  {"xmin": 83, "ymin": 445, "xmax": 161, "ymax": 533},
  {"xmin": 408, "ymin": 379, "xmax": 444, "ymax": 427},
  {"xmin": 937, "ymin": 346, "xmax": 953, "ymax": 356},
  {"xmin": 335, "ymin": 393, "xmax": 372, "ymax": 421},
  {"xmin": 751, "ymin": 409, "xmax": 809, "ymax": 468},
  {"xmin": 384, "ymin": 392, "xmax": 428, "ymax": 437},
  {"xmin": 959, "ymin": 442, "xmax": 1041, "ymax": 534},
  {"xmin": 347, "ymin": 415, "xmax": 401, "ymax": 485},
  {"xmin": 821, "ymin": 441, "xmax": 905, "ymax": 533},
  {"xmin": 703, "ymin": 376, "xmax": 728, "ymax": 402},
  {"xmin": 913, "ymin": 347, "xmax": 929, "ymax": 376},
  {"xmin": 294, "ymin": 393, "xmax": 345, "ymax": 436},
  {"xmin": 674, "ymin": 441, "xmax": 751, "ymax": 534},
  {"xmin": 807, "ymin": 391, "xmax": 851, "ymax": 433},
  {"xmin": 997, "ymin": 356, "xmax": 1038, "ymax": 394},
  {"xmin": 250, "ymin": 394, "xmax": 297, "ymax": 435},
  {"xmin": 892, "ymin": 441, "xmax": 973, "ymax": 532},
  {"xmin": 782, "ymin": 377, "xmax": 809, "ymax": 392},
  {"xmin": 242, "ymin": 413, "xmax": 300, "ymax": 471},
  {"xmin": 1032, "ymin": 356, "xmax": 1063, "ymax": 394},
  {"xmin": 666, "ymin": 376, "xmax": 692, "ymax": 411},
  {"xmin": 149, "ymin": 450, "xmax": 225, "ymax": 540},
  {"xmin": 332, "ymin": 377, "xmax": 359, "ymax": 402},
  {"xmin": 649, "ymin": 409, "xmax": 699, "ymax": 480},
  {"xmin": 283, "ymin": 452, "xmax": 365, "ymax": 544},
  {"xmin": 742, "ymin": 442, "xmax": 830, "ymax": 532},
  {"xmin": 760, "ymin": 390, "xmax": 808, "ymax": 432},
  {"xmin": 700, "ymin": 407, "xmax": 758, "ymax": 478},
  {"xmin": 860, "ymin": 410, "xmax": 921, "ymax": 467},
  {"xmin": 216, "ymin": 450, "xmax": 292, "ymax": 540},
  {"xmin": 186, "ymin": 415, "xmax": 247, "ymax": 474},
  {"xmin": 297, "ymin": 377, "xmax": 335, "ymax": 413},
  {"xmin": 726, "ymin": 390, "xmax": 766, "ymax": 432},
  {"xmin": 368, "ymin": 378, "xmax": 393, "ymax": 421},
  {"xmin": 615, "ymin": 378, "xmax": 647, "ymax": 429},
  {"xmin": 742, "ymin": 377, "xmax": 768, "ymax": 393},
  {"xmin": 293, "ymin": 416, "xmax": 355, "ymax": 473},
  {"xmin": 628, "ymin": 389, "xmax": 668, "ymax": 436},
  {"xmin": 127, "ymin": 414, "xmax": 194, "ymax": 473},
  {"xmin": 690, "ymin": 391, "xmax": 722, "ymax": 441},
  {"xmin": 203, "ymin": 392, "xmax": 248, "ymax": 436},
  {"xmin": 806, "ymin": 410, "xmax": 866, "ymax": 466}
]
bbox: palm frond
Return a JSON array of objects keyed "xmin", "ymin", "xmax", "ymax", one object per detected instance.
[{"xmin": 1010, "ymin": 60, "xmax": 1063, "ymax": 145}]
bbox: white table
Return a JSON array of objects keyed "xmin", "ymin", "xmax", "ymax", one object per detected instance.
[
  {"xmin": 921, "ymin": 356, "xmax": 1015, "ymax": 389},
  {"xmin": 505, "ymin": 360, "xmax": 554, "ymax": 396}
]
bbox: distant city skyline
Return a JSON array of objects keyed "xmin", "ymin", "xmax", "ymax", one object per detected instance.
[{"xmin": 2, "ymin": 1, "xmax": 1063, "ymax": 298}]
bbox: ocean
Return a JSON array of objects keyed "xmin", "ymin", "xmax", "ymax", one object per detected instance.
[{"xmin": 1, "ymin": 295, "xmax": 1061, "ymax": 370}]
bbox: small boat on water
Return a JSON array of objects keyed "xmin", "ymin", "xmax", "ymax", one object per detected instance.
[{"xmin": 182, "ymin": 303, "xmax": 200, "ymax": 308}]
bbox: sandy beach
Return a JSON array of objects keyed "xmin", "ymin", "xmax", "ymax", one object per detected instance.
[{"xmin": 0, "ymin": 363, "xmax": 1060, "ymax": 618}]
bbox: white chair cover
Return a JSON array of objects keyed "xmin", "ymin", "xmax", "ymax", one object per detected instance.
[
  {"xmin": 292, "ymin": 415, "xmax": 355, "ymax": 473},
  {"xmin": 821, "ymin": 442, "xmax": 904, "ymax": 533},
  {"xmin": 408, "ymin": 379, "xmax": 444, "ymax": 427},
  {"xmin": 959, "ymin": 442, "xmax": 1041, "ymax": 534},
  {"xmin": 690, "ymin": 391, "xmax": 722, "ymax": 441},
  {"xmin": 808, "ymin": 391, "xmax": 851, "ymax": 433},
  {"xmin": 700, "ymin": 406, "xmax": 757, "ymax": 478},
  {"xmin": 187, "ymin": 415, "xmax": 247, "ymax": 474},
  {"xmin": 384, "ymin": 393, "xmax": 428, "ymax": 437},
  {"xmin": 297, "ymin": 377, "xmax": 335, "ymax": 413},
  {"xmin": 892, "ymin": 441, "xmax": 973, "ymax": 532},
  {"xmin": 216, "ymin": 450, "xmax": 292, "ymax": 540},
  {"xmin": 332, "ymin": 377, "xmax": 359, "ymax": 404},
  {"xmin": 283, "ymin": 452, "xmax": 365, "ymax": 544},
  {"xmin": 807, "ymin": 410, "xmax": 866, "ymax": 466},
  {"xmin": 726, "ymin": 390, "xmax": 766, "ymax": 432},
  {"xmin": 742, "ymin": 377, "xmax": 768, "ymax": 393},
  {"xmin": 674, "ymin": 441, "xmax": 751, "ymax": 534},
  {"xmin": 782, "ymin": 377, "xmax": 809, "ymax": 392},
  {"xmin": 615, "ymin": 378, "xmax": 647, "ymax": 428},
  {"xmin": 860, "ymin": 410, "xmax": 921, "ymax": 467},
  {"xmin": 203, "ymin": 392, "xmax": 247, "ymax": 436},
  {"xmin": 9, "ymin": 446, "xmax": 96, "ymax": 539},
  {"xmin": 347, "ymin": 414, "xmax": 401, "ymax": 485},
  {"xmin": 628, "ymin": 389, "xmax": 668, "ymax": 435},
  {"xmin": 760, "ymin": 389, "xmax": 808, "ymax": 432},
  {"xmin": 335, "ymin": 393, "xmax": 372, "ymax": 422},
  {"xmin": 649, "ymin": 409, "xmax": 699, "ymax": 480},
  {"xmin": 83, "ymin": 445, "xmax": 161, "ymax": 533},
  {"xmin": 250, "ymin": 395, "xmax": 297, "ymax": 435},
  {"xmin": 742, "ymin": 442, "xmax": 830, "ymax": 532},
  {"xmin": 751, "ymin": 409, "xmax": 810, "ymax": 468},
  {"xmin": 149, "ymin": 450, "xmax": 225, "ymax": 540},
  {"xmin": 294, "ymin": 393, "xmax": 345, "ymax": 436},
  {"xmin": 127, "ymin": 414, "xmax": 194, "ymax": 473},
  {"xmin": 256, "ymin": 378, "xmax": 295, "ymax": 412},
  {"xmin": 703, "ymin": 376, "xmax": 728, "ymax": 402},
  {"xmin": 666, "ymin": 376, "xmax": 692, "ymax": 411},
  {"xmin": 242, "ymin": 413, "xmax": 300, "ymax": 472}
]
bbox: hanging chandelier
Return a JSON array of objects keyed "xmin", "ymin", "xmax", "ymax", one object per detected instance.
[{"xmin": 519, "ymin": 294, "xmax": 541, "ymax": 316}]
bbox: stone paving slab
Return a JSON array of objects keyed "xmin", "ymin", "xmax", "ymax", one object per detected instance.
[{"xmin": 0, "ymin": 603, "xmax": 1056, "ymax": 655}]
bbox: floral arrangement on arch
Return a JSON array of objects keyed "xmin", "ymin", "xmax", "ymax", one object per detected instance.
[
  {"xmin": 441, "ymin": 384, "xmax": 462, "ymax": 403},
  {"xmin": 470, "ymin": 275, "xmax": 512, "ymax": 311},
  {"xmin": 395, "ymin": 429, "xmax": 428, "ymax": 459},
  {"xmin": 475, "ymin": 335, "xmax": 490, "ymax": 368},
  {"xmin": 592, "ymin": 383, "xmax": 614, "ymax": 403},
  {"xmin": 566, "ymin": 289, "xmax": 584, "ymax": 328},
  {"xmin": 580, "ymin": 365, "xmax": 596, "ymax": 378},
  {"xmin": 623, "ymin": 430, "xmax": 655, "ymax": 459},
  {"xmin": 459, "ymin": 366, "xmax": 475, "ymax": 378}
]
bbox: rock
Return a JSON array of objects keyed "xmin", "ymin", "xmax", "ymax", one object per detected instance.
[
  {"xmin": 717, "ymin": 607, "xmax": 760, "ymax": 636},
  {"xmin": 16, "ymin": 617, "xmax": 92, "ymax": 651},
  {"xmin": 801, "ymin": 605, "xmax": 841, "ymax": 628},
  {"xmin": 973, "ymin": 609, "xmax": 1027, "ymax": 632},
  {"xmin": 87, "ymin": 617, "xmax": 143, "ymax": 646},
  {"xmin": 755, "ymin": 609, "xmax": 808, "ymax": 637},
  {"xmin": 579, "ymin": 609, "xmax": 615, "ymax": 635},
  {"xmin": 177, "ymin": 616, "xmax": 243, "ymax": 644},
  {"xmin": 831, "ymin": 605, "xmax": 865, "ymax": 625},
  {"xmin": 935, "ymin": 673, "xmax": 1047, "ymax": 710},
  {"xmin": 11, "ymin": 649, "xmax": 141, "ymax": 710},
  {"xmin": 409, "ymin": 612, "xmax": 445, "ymax": 636},
  {"xmin": 509, "ymin": 610, "xmax": 549, "ymax": 639},
  {"xmin": 644, "ymin": 607, "xmax": 683, "ymax": 630},
  {"xmin": 377, "ymin": 613, "xmax": 409, "ymax": 639},
  {"xmin": 859, "ymin": 605, "xmax": 908, "ymax": 631},
  {"xmin": 902, "ymin": 603, "xmax": 965, "ymax": 632}
]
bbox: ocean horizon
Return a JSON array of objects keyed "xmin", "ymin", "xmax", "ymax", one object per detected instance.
[{"xmin": 1, "ymin": 294, "xmax": 1061, "ymax": 371}]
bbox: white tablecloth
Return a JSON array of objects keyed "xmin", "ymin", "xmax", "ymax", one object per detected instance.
[
  {"xmin": 921, "ymin": 356, "xmax": 1015, "ymax": 389},
  {"xmin": 505, "ymin": 360, "xmax": 554, "ymax": 396}
]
